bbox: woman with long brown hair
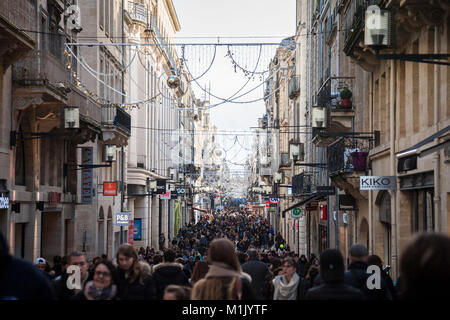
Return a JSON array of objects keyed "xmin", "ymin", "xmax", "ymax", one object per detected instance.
[
  {"xmin": 116, "ymin": 244, "xmax": 156, "ymax": 300},
  {"xmin": 190, "ymin": 260, "xmax": 210, "ymax": 284},
  {"xmin": 192, "ymin": 238, "xmax": 254, "ymax": 300}
]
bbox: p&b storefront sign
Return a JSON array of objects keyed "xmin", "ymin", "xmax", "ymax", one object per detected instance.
[
  {"xmin": 114, "ymin": 212, "xmax": 130, "ymax": 226},
  {"xmin": 360, "ymin": 176, "xmax": 396, "ymax": 190}
]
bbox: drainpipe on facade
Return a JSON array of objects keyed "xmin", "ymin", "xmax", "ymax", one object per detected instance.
[
  {"xmin": 120, "ymin": 0, "xmax": 125, "ymax": 245},
  {"xmin": 433, "ymin": 26, "xmax": 441, "ymax": 233},
  {"xmin": 369, "ymin": 72, "xmax": 374, "ymax": 254},
  {"xmin": 390, "ymin": 59, "xmax": 398, "ymax": 279}
]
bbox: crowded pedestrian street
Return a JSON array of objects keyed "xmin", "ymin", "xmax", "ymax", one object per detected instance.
[{"xmin": 0, "ymin": 0, "xmax": 450, "ymax": 310}]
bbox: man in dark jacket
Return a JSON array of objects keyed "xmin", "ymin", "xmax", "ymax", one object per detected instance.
[
  {"xmin": 344, "ymin": 243, "xmax": 392, "ymax": 300},
  {"xmin": 152, "ymin": 249, "xmax": 190, "ymax": 299},
  {"xmin": 306, "ymin": 249, "xmax": 364, "ymax": 300},
  {"xmin": 242, "ymin": 248, "xmax": 272, "ymax": 300},
  {"xmin": 0, "ymin": 232, "xmax": 54, "ymax": 300},
  {"xmin": 52, "ymin": 251, "xmax": 90, "ymax": 300}
]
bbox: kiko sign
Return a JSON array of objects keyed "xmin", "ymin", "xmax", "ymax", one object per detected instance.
[{"xmin": 360, "ymin": 176, "xmax": 396, "ymax": 190}]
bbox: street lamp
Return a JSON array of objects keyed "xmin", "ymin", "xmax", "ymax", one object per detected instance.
[
  {"xmin": 103, "ymin": 144, "xmax": 116, "ymax": 162},
  {"xmin": 64, "ymin": 106, "xmax": 80, "ymax": 129},
  {"xmin": 364, "ymin": 5, "xmax": 392, "ymax": 47},
  {"xmin": 312, "ymin": 106, "xmax": 328, "ymax": 128},
  {"xmin": 274, "ymin": 172, "xmax": 282, "ymax": 184},
  {"xmin": 364, "ymin": 5, "xmax": 449, "ymax": 66}
]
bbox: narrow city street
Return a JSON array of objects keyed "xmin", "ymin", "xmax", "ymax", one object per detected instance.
[{"xmin": 0, "ymin": 0, "xmax": 449, "ymax": 309}]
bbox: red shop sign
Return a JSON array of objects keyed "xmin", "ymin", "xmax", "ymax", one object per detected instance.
[{"xmin": 103, "ymin": 182, "xmax": 117, "ymax": 196}]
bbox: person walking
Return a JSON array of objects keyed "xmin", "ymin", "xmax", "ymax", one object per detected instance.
[
  {"xmin": 298, "ymin": 254, "xmax": 310, "ymax": 278},
  {"xmin": 190, "ymin": 260, "xmax": 209, "ymax": 285},
  {"xmin": 272, "ymin": 257, "xmax": 302, "ymax": 300},
  {"xmin": 116, "ymin": 244, "xmax": 156, "ymax": 300},
  {"xmin": 53, "ymin": 251, "xmax": 90, "ymax": 300},
  {"xmin": 152, "ymin": 249, "xmax": 190, "ymax": 299},
  {"xmin": 298, "ymin": 265, "xmax": 319, "ymax": 299},
  {"xmin": 192, "ymin": 238, "xmax": 254, "ymax": 300},
  {"xmin": 242, "ymin": 248, "xmax": 272, "ymax": 300},
  {"xmin": 368, "ymin": 254, "xmax": 397, "ymax": 300},
  {"xmin": 159, "ymin": 233, "xmax": 166, "ymax": 251},
  {"xmin": 0, "ymin": 232, "xmax": 54, "ymax": 300},
  {"xmin": 306, "ymin": 249, "xmax": 364, "ymax": 300},
  {"xmin": 72, "ymin": 260, "xmax": 119, "ymax": 300},
  {"xmin": 344, "ymin": 243, "xmax": 392, "ymax": 300},
  {"xmin": 398, "ymin": 233, "xmax": 450, "ymax": 300}
]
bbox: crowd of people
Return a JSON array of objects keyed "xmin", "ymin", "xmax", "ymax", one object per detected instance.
[{"xmin": 1, "ymin": 209, "xmax": 450, "ymax": 300}]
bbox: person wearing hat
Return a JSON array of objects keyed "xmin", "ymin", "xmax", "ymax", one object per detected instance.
[
  {"xmin": 35, "ymin": 257, "xmax": 53, "ymax": 281},
  {"xmin": 305, "ymin": 249, "xmax": 364, "ymax": 300},
  {"xmin": 344, "ymin": 243, "xmax": 392, "ymax": 300}
]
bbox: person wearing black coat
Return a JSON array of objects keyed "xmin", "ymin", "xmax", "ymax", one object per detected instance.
[
  {"xmin": 0, "ymin": 232, "xmax": 54, "ymax": 300},
  {"xmin": 306, "ymin": 249, "xmax": 364, "ymax": 300},
  {"xmin": 53, "ymin": 251, "xmax": 90, "ymax": 300},
  {"xmin": 152, "ymin": 249, "xmax": 190, "ymax": 299},
  {"xmin": 298, "ymin": 265, "xmax": 319, "ymax": 299},
  {"xmin": 116, "ymin": 244, "xmax": 156, "ymax": 300},
  {"xmin": 241, "ymin": 249, "xmax": 272, "ymax": 299},
  {"xmin": 344, "ymin": 243, "xmax": 392, "ymax": 300}
]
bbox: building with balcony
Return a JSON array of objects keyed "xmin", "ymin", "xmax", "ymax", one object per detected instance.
[
  {"xmin": 0, "ymin": 0, "xmax": 122, "ymax": 262},
  {"xmin": 290, "ymin": 0, "xmax": 449, "ymax": 281},
  {"xmin": 339, "ymin": 0, "xmax": 450, "ymax": 279}
]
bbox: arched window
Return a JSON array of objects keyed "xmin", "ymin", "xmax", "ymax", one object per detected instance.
[{"xmin": 376, "ymin": 191, "xmax": 391, "ymax": 224}]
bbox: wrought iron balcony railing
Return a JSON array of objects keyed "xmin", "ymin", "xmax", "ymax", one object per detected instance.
[
  {"xmin": 327, "ymin": 138, "xmax": 370, "ymax": 175},
  {"xmin": 101, "ymin": 104, "xmax": 131, "ymax": 134},
  {"xmin": 127, "ymin": 1, "xmax": 147, "ymax": 25},
  {"xmin": 13, "ymin": 49, "xmax": 70, "ymax": 94},
  {"xmin": 343, "ymin": 0, "xmax": 386, "ymax": 56}
]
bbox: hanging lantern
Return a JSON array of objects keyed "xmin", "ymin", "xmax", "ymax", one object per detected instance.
[
  {"xmin": 64, "ymin": 106, "xmax": 79, "ymax": 129},
  {"xmin": 103, "ymin": 144, "xmax": 116, "ymax": 162},
  {"xmin": 312, "ymin": 106, "xmax": 328, "ymax": 128},
  {"xmin": 364, "ymin": 5, "xmax": 392, "ymax": 47}
]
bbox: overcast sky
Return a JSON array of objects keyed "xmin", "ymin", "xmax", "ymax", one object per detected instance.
[{"xmin": 172, "ymin": 0, "xmax": 296, "ymax": 173}]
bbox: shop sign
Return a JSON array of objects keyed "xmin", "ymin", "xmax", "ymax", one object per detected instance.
[
  {"xmin": 292, "ymin": 207, "xmax": 302, "ymax": 219},
  {"xmin": 155, "ymin": 179, "xmax": 166, "ymax": 194},
  {"xmin": 103, "ymin": 182, "xmax": 117, "ymax": 196},
  {"xmin": 0, "ymin": 193, "xmax": 9, "ymax": 209},
  {"xmin": 134, "ymin": 219, "xmax": 142, "ymax": 240},
  {"xmin": 81, "ymin": 147, "xmax": 93, "ymax": 204},
  {"xmin": 128, "ymin": 220, "xmax": 134, "ymax": 245},
  {"xmin": 269, "ymin": 197, "xmax": 280, "ymax": 204},
  {"xmin": 160, "ymin": 191, "xmax": 171, "ymax": 200},
  {"xmin": 360, "ymin": 176, "xmax": 396, "ymax": 190},
  {"xmin": 315, "ymin": 186, "xmax": 336, "ymax": 195},
  {"xmin": 114, "ymin": 212, "xmax": 130, "ymax": 226}
]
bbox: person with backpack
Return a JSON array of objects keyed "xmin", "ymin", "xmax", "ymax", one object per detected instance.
[{"xmin": 344, "ymin": 243, "xmax": 392, "ymax": 300}]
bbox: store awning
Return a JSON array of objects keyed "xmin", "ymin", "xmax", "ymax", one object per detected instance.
[
  {"xmin": 282, "ymin": 192, "xmax": 327, "ymax": 213},
  {"xmin": 192, "ymin": 207, "xmax": 208, "ymax": 213}
]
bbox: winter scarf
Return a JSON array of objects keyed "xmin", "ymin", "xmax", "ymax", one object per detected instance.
[
  {"xmin": 84, "ymin": 281, "xmax": 117, "ymax": 300},
  {"xmin": 273, "ymin": 273, "xmax": 300, "ymax": 300}
]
